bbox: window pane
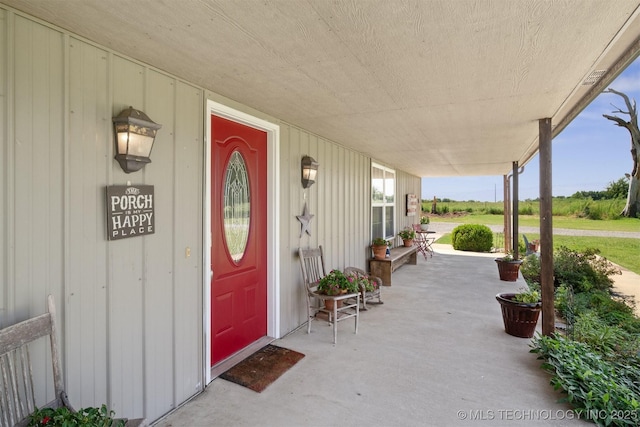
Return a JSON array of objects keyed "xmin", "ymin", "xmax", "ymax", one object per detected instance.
[
  {"xmin": 372, "ymin": 166, "xmax": 384, "ymax": 203},
  {"xmin": 384, "ymin": 206, "xmax": 394, "ymax": 237},
  {"xmin": 385, "ymin": 171, "xmax": 395, "ymax": 203},
  {"xmin": 223, "ymin": 151, "xmax": 250, "ymax": 263},
  {"xmin": 372, "ymin": 206, "xmax": 383, "ymax": 240}
]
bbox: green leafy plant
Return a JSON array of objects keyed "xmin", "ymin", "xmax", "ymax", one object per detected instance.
[
  {"xmin": 498, "ymin": 251, "xmax": 521, "ymax": 262},
  {"xmin": 513, "ymin": 287, "xmax": 540, "ymax": 304},
  {"xmin": 397, "ymin": 228, "xmax": 416, "ymax": 240},
  {"xmin": 451, "ymin": 224, "xmax": 493, "ymax": 252},
  {"xmin": 371, "ymin": 237, "xmax": 388, "ymax": 247},
  {"xmin": 29, "ymin": 405, "xmax": 124, "ymax": 427},
  {"xmin": 420, "ymin": 216, "xmax": 429, "ymax": 224},
  {"xmin": 317, "ymin": 269, "xmax": 359, "ymax": 295},
  {"xmin": 531, "ymin": 335, "xmax": 640, "ymax": 426}
]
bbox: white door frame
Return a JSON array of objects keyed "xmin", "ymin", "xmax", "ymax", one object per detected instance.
[{"xmin": 204, "ymin": 99, "xmax": 280, "ymax": 384}]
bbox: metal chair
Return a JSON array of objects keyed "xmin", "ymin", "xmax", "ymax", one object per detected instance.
[
  {"xmin": 344, "ymin": 266, "xmax": 383, "ymax": 310},
  {"xmin": 523, "ymin": 234, "xmax": 539, "ymax": 256},
  {"xmin": 298, "ymin": 246, "xmax": 359, "ymax": 344}
]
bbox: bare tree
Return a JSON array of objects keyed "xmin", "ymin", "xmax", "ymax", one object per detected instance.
[{"xmin": 602, "ymin": 88, "xmax": 640, "ymax": 217}]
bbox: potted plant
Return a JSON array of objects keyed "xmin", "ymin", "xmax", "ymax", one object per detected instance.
[
  {"xmin": 494, "ymin": 252, "xmax": 523, "ymax": 281},
  {"xmin": 495, "ymin": 287, "xmax": 542, "ymax": 338},
  {"xmin": 371, "ymin": 237, "xmax": 388, "ymax": 260},
  {"xmin": 419, "ymin": 215, "xmax": 430, "ymax": 231},
  {"xmin": 317, "ymin": 269, "xmax": 359, "ymax": 310},
  {"xmin": 398, "ymin": 227, "xmax": 416, "ymax": 247}
]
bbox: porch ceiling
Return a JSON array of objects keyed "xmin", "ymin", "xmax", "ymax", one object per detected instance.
[{"xmin": 4, "ymin": 0, "xmax": 640, "ymax": 177}]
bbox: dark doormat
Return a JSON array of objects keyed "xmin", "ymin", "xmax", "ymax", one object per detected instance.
[{"xmin": 219, "ymin": 344, "xmax": 305, "ymax": 392}]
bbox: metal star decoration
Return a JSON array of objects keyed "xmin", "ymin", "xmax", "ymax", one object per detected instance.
[{"xmin": 296, "ymin": 202, "xmax": 314, "ymax": 237}]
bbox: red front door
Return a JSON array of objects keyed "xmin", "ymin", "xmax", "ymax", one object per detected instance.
[{"xmin": 210, "ymin": 115, "xmax": 267, "ymax": 366}]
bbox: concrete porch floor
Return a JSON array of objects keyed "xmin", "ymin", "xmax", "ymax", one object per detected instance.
[{"xmin": 155, "ymin": 244, "xmax": 591, "ymax": 427}]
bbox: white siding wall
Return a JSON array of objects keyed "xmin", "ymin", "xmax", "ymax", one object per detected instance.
[
  {"xmin": 280, "ymin": 124, "xmax": 373, "ymax": 333},
  {"xmin": 0, "ymin": 7, "xmax": 422, "ymax": 423},
  {"xmin": 0, "ymin": 9, "xmax": 204, "ymax": 421}
]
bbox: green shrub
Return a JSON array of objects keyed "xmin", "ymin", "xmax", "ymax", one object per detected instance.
[
  {"xmin": 520, "ymin": 254, "xmax": 541, "ymax": 284},
  {"xmin": 451, "ymin": 224, "xmax": 493, "ymax": 252},
  {"xmin": 518, "ymin": 205, "xmax": 534, "ymax": 215},
  {"xmin": 554, "ymin": 246, "xmax": 620, "ymax": 293},
  {"xmin": 522, "ymin": 247, "xmax": 621, "ymax": 294},
  {"xmin": 554, "ymin": 284, "xmax": 574, "ymax": 322}
]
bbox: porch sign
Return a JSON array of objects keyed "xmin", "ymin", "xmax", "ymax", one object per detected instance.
[
  {"xmin": 106, "ymin": 185, "xmax": 155, "ymax": 240},
  {"xmin": 406, "ymin": 193, "xmax": 418, "ymax": 216}
]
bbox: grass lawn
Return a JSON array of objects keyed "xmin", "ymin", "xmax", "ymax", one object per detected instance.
[{"xmin": 436, "ymin": 233, "xmax": 640, "ymax": 275}]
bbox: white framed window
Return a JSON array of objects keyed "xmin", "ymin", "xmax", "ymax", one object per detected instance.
[{"xmin": 371, "ymin": 163, "xmax": 395, "ymax": 240}]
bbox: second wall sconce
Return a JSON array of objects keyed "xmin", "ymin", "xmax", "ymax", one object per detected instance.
[{"xmin": 301, "ymin": 155, "xmax": 319, "ymax": 189}]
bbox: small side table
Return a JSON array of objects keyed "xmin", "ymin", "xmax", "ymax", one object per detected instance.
[{"xmin": 415, "ymin": 230, "xmax": 435, "ymax": 259}]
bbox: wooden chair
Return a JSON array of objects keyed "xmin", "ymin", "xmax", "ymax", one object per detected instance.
[
  {"xmin": 298, "ymin": 246, "xmax": 359, "ymax": 344},
  {"xmin": 0, "ymin": 295, "xmax": 145, "ymax": 427},
  {"xmin": 343, "ymin": 267, "xmax": 383, "ymax": 310}
]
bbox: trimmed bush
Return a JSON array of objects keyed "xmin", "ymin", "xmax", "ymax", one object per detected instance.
[{"xmin": 451, "ymin": 224, "xmax": 493, "ymax": 252}]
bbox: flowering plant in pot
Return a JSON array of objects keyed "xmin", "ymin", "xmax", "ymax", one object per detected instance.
[
  {"xmin": 397, "ymin": 228, "xmax": 416, "ymax": 247},
  {"xmin": 495, "ymin": 286, "xmax": 542, "ymax": 338},
  {"xmin": 317, "ymin": 269, "xmax": 359, "ymax": 296},
  {"xmin": 317, "ymin": 269, "xmax": 360, "ymax": 310},
  {"xmin": 494, "ymin": 251, "xmax": 523, "ymax": 281}
]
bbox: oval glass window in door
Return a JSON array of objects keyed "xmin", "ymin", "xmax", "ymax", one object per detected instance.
[{"xmin": 223, "ymin": 150, "xmax": 250, "ymax": 263}]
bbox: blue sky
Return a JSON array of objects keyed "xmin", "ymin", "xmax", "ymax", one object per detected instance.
[{"xmin": 422, "ymin": 57, "xmax": 640, "ymax": 202}]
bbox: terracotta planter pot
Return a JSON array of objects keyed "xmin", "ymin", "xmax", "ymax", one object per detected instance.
[
  {"xmin": 402, "ymin": 239, "xmax": 413, "ymax": 247},
  {"xmin": 324, "ymin": 299, "xmax": 343, "ymax": 311},
  {"xmin": 372, "ymin": 244, "xmax": 387, "ymax": 260},
  {"xmin": 495, "ymin": 293, "xmax": 542, "ymax": 338},
  {"xmin": 495, "ymin": 259, "xmax": 523, "ymax": 281}
]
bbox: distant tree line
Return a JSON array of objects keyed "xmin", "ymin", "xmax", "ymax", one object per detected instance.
[
  {"xmin": 570, "ymin": 177, "xmax": 628, "ymax": 201},
  {"xmin": 428, "ymin": 177, "xmax": 628, "ymax": 205}
]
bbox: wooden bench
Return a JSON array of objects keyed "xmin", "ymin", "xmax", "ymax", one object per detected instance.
[
  {"xmin": 369, "ymin": 245, "xmax": 418, "ymax": 286},
  {"xmin": 0, "ymin": 295, "xmax": 145, "ymax": 427}
]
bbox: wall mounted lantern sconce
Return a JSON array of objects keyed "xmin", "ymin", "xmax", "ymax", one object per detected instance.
[
  {"xmin": 301, "ymin": 155, "xmax": 319, "ymax": 189},
  {"xmin": 112, "ymin": 106, "xmax": 162, "ymax": 173}
]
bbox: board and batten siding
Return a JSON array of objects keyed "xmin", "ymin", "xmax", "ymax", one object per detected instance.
[
  {"xmin": 0, "ymin": 6, "xmax": 422, "ymax": 424},
  {"xmin": 278, "ymin": 123, "xmax": 373, "ymax": 333},
  {"xmin": 0, "ymin": 9, "xmax": 203, "ymax": 422},
  {"xmin": 395, "ymin": 169, "xmax": 423, "ymax": 236}
]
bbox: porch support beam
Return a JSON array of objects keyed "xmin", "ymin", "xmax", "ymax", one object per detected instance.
[
  {"xmin": 503, "ymin": 175, "xmax": 511, "ymax": 253},
  {"xmin": 511, "ymin": 161, "xmax": 519, "ymax": 259},
  {"xmin": 539, "ymin": 117, "xmax": 554, "ymax": 336}
]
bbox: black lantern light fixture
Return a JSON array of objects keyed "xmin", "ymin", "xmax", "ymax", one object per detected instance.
[
  {"xmin": 301, "ymin": 155, "xmax": 319, "ymax": 189},
  {"xmin": 112, "ymin": 106, "xmax": 162, "ymax": 173}
]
